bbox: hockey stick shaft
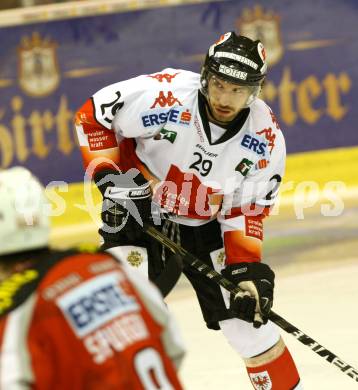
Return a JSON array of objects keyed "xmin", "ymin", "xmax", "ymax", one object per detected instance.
[{"xmin": 144, "ymin": 224, "xmax": 358, "ymax": 382}]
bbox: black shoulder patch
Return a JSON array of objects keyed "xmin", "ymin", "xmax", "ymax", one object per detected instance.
[
  {"xmin": 0, "ymin": 250, "xmax": 78, "ymax": 317},
  {"xmin": 0, "ymin": 268, "xmax": 42, "ymax": 317}
]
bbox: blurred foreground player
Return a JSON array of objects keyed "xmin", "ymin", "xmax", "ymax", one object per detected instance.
[
  {"xmin": 0, "ymin": 167, "xmax": 185, "ymax": 389},
  {"xmin": 76, "ymin": 32, "xmax": 302, "ymax": 388}
]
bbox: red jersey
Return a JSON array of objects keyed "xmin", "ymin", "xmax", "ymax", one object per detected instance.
[{"xmin": 0, "ymin": 249, "xmax": 184, "ymax": 389}]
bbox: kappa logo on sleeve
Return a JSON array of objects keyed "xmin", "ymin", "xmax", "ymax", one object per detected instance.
[
  {"xmin": 57, "ymin": 272, "xmax": 139, "ymax": 338},
  {"xmin": 256, "ymin": 128, "xmax": 276, "ymax": 153}
]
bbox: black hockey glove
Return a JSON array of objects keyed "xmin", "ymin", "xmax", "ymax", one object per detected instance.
[
  {"xmin": 222, "ymin": 262, "xmax": 275, "ymax": 328},
  {"xmin": 94, "ymin": 168, "xmax": 152, "ymax": 244}
]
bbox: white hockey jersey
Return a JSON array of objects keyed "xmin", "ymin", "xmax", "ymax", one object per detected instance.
[{"xmin": 76, "ymin": 69, "xmax": 285, "ymax": 264}]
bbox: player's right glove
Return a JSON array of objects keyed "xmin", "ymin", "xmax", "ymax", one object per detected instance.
[
  {"xmin": 222, "ymin": 262, "xmax": 275, "ymax": 328},
  {"xmin": 94, "ymin": 168, "xmax": 152, "ymax": 244}
]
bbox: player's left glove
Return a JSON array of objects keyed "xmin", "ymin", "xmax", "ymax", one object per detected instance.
[{"xmin": 222, "ymin": 262, "xmax": 275, "ymax": 328}]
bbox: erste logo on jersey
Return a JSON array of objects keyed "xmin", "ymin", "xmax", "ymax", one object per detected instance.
[
  {"xmin": 58, "ymin": 272, "xmax": 139, "ymax": 337},
  {"xmin": 241, "ymin": 134, "xmax": 267, "ymax": 156},
  {"xmin": 141, "ymin": 107, "xmax": 192, "ymax": 128}
]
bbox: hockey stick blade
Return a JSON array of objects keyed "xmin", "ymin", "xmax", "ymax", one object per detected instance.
[{"xmin": 144, "ymin": 224, "xmax": 358, "ymax": 383}]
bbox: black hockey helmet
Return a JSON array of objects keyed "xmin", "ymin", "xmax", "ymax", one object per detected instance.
[{"xmin": 201, "ymin": 32, "xmax": 267, "ymax": 91}]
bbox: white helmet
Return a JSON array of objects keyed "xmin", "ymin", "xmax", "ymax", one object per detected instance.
[{"xmin": 0, "ymin": 167, "xmax": 50, "ymax": 256}]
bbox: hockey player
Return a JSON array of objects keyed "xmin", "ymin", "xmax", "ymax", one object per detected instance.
[
  {"xmin": 0, "ymin": 167, "xmax": 185, "ymax": 389},
  {"xmin": 76, "ymin": 32, "xmax": 302, "ymax": 388}
]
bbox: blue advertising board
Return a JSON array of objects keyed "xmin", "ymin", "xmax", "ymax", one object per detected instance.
[{"xmin": 0, "ymin": 0, "xmax": 357, "ymax": 183}]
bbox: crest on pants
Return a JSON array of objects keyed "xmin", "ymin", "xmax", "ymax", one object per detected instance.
[
  {"xmin": 249, "ymin": 371, "xmax": 272, "ymax": 390},
  {"xmin": 236, "ymin": 5, "xmax": 283, "ymax": 67},
  {"xmin": 127, "ymin": 250, "xmax": 144, "ymax": 267},
  {"xmin": 18, "ymin": 32, "xmax": 60, "ymax": 97}
]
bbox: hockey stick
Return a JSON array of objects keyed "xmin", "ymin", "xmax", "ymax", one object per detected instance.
[{"xmin": 144, "ymin": 224, "xmax": 358, "ymax": 382}]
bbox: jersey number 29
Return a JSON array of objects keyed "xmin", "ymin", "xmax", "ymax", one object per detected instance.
[{"xmin": 189, "ymin": 152, "xmax": 213, "ymax": 177}]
